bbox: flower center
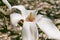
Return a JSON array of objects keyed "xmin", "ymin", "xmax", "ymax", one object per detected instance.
[{"xmin": 26, "ymin": 12, "xmax": 35, "ymax": 22}]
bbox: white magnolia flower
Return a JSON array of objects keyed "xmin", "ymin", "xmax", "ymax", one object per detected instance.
[
  {"xmin": 10, "ymin": 8, "xmax": 38, "ymax": 40},
  {"xmin": 2, "ymin": 0, "xmax": 60, "ymax": 40},
  {"xmin": 8, "ymin": 7, "xmax": 60, "ymax": 40}
]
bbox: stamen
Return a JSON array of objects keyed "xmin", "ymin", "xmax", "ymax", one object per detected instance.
[{"xmin": 26, "ymin": 12, "xmax": 35, "ymax": 22}]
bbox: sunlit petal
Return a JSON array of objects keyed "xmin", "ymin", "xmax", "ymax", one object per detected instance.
[
  {"xmin": 36, "ymin": 16, "xmax": 60, "ymax": 39},
  {"xmin": 2, "ymin": 0, "xmax": 11, "ymax": 9},
  {"xmin": 35, "ymin": 14, "xmax": 43, "ymax": 22},
  {"xmin": 10, "ymin": 13, "xmax": 23, "ymax": 26},
  {"xmin": 12, "ymin": 6, "xmax": 38, "ymax": 19},
  {"xmin": 22, "ymin": 22, "xmax": 38, "ymax": 40},
  {"xmin": 11, "ymin": 5, "xmax": 26, "ymax": 17}
]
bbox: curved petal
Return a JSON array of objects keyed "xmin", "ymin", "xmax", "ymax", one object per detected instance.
[
  {"xmin": 11, "ymin": 5, "xmax": 26, "ymax": 18},
  {"xmin": 35, "ymin": 14, "xmax": 43, "ymax": 22},
  {"xmin": 36, "ymin": 15, "xmax": 60, "ymax": 39},
  {"xmin": 12, "ymin": 5, "xmax": 38, "ymax": 18},
  {"xmin": 2, "ymin": 0, "xmax": 11, "ymax": 9},
  {"xmin": 10, "ymin": 13, "xmax": 23, "ymax": 26},
  {"xmin": 22, "ymin": 22, "xmax": 38, "ymax": 40}
]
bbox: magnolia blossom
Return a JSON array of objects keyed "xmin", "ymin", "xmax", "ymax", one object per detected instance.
[
  {"xmin": 2, "ymin": 0, "xmax": 60, "ymax": 40},
  {"xmin": 10, "ymin": 6, "xmax": 60, "ymax": 40},
  {"xmin": 10, "ymin": 7, "xmax": 38, "ymax": 40}
]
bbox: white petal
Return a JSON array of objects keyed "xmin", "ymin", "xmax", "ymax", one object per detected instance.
[
  {"xmin": 35, "ymin": 14, "xmax": 43, "ymax": 22},
  {"xmin": 36, "ymin": 16, "xmax": 60, "ymax": 39},
  {"xmin": 22, "ymin": 22, "xmax": 38, "ymax": 40},
  {"xmin": 10, "ymin": 13, "xmax": 23, "ymax": 26},
  {"xmin": 2, "ymin": 0, "xmax": 11, "ymax": 9},
  {"xmin": 11, "ymin": 5, "xmax": 26, "ymax": 18},
  {"xmin": 12, "ymin": 5, "xmax": 38, "ymax": 18}
]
